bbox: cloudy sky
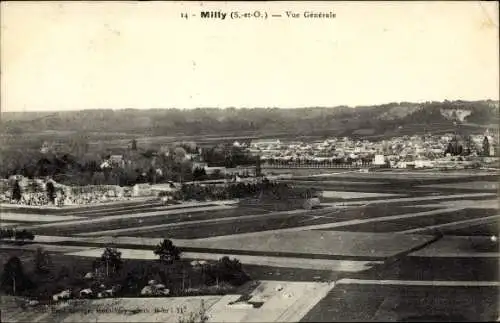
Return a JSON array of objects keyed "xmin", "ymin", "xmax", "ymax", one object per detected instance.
[{"xmin": 1, "ymin": 1, "xmax": 498, "ymax": 112}]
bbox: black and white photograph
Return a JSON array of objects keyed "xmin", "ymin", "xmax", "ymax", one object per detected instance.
[{"xmin": 0, "ymin": 1, "xmax": 499, "ymax": 322}]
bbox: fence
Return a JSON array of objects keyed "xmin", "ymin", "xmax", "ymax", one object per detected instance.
[{"xmin": 261, "ymin": 162, "xmax": 386, "ymax": 169}]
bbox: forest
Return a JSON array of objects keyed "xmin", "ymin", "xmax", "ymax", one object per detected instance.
[{"xmin": 1, "ymin": 100, "xmax": 498, "ymax": 137}]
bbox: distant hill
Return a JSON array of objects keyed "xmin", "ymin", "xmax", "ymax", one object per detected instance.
[{"xmin": 1, "ymin": 100, "xmax": 498, "ymax": 139}]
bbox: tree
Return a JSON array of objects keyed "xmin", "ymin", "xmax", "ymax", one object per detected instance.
[
  {"xmin": 172, "ymin": 147, "xmax": 189, "ymax": 183},
  {"xmin": 131, "ymin": 139, "xmax": 138, "ymax": 151},
  {"xmin": 192, "ymin": 167, "xmax": 207, "ymax": 181},
  {"xmin": 444, "ymin": 142, "xmax": 453, "ymax": 156},
  {"xmin": 483, "ymin": 136, "xmax": 490, "ymax": 156},
  {"xmin": 1, "ymin": 256, "xmax": 33, "ymax": 295},
  {"xmin": 180, "ymin": 141, "xmax": 197, "ymax": 154},
  {"xmin": 11, "ymin": 180, "xmax": 22, "ymax": 201},
  {"xmin": 154, "ymin": 239, "xmax": 182, "ymax": 264},
  {"xmin": 174, "ymin": 147, "xmax": 187, "ymax": 162},
  {"xmin": 256, "ymin": 157, "xmax": 262, "ymax": 177},
  {"xmin": 34, "ymin": 247, "xmax": 52, "ymax": 274},
  {"xmin": 464, "ymin": 136, "xmax": 473, "ymax": 156},
  {"xmin": 99, "ymin": 247, "xmax": 123, "ymax": 277},
  {"xmin": 0, "ymin": 228, "xmax": 14, "ymax": 239},
  {"xmin": 46, "ymin": 181, "xmax": 56, "ymax": 204},
  {"xmin": 204, "ymin": 256, "xmax": 250, "ymax": 286},
  {"xmin": 15, "ymin": 229, "xmax": 35, "ymax": 241}
]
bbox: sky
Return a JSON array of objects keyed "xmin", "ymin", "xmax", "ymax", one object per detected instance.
[{"xmin": 1, "ymin": 1, "xmax": 499, "ymax": 112}]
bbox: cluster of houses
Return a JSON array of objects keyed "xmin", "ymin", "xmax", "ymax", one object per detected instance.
[
  {"xmin": 39, "ymin": 129, "xmax": 497, "ymax": 180},
  {"xmin": 247, "ymin": 130, "xmax": 497, "ymax": 169},
  {"xmin": 94, "ymin": 131, "xmax": 497, "ymax": 173}
]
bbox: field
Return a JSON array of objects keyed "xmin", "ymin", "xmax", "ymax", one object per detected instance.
[
  {"xmin": 417, "ymin": 181, "xmax": 499, "ymax": 190},
  {"xmin": 1, "ymin": 169, "xmax": 499, "ymax": 322},
  {"xmin": 301, "ymin": 284, "xmax": 498, "ymax": 322}
]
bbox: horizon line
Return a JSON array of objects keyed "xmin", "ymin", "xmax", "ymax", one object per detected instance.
[{"xmin": 2, "ymin": 98, "xmax": 499, "ymax": 114}]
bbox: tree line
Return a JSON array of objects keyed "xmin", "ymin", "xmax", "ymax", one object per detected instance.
[
  {"xmin": 170, "ymin": 180, "xmax": 320, "ymax": 202},
  {"xmin": 1, "ymin": 143, "xmax": 257, "ymax": 188},
  {"xmin": 0, "ymin": 228, "xmax": 35, "ymax": 241},
  {"xmin": 444, "ymin": 135, "xmax": 493, "ymax": 156},
  {"xmin": 1, "ymin": 100, "xmax": 497, "ymax": 136}
]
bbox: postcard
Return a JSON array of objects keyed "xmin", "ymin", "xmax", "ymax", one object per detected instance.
[{"xmin": 1, "ymin": 1, "xmax": 499, "ymax": 322}]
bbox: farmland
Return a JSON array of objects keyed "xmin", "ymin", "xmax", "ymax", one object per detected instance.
[{"xmin": 1, "ymin": 169, "xmax": 499, "ymax": 322}]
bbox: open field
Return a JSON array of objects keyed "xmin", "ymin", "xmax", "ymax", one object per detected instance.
[
  {"xmin": 1, "ymin": 213, "xmax": 86, "ymax": 222},
  {"xmin": 301, "ymin": 284, "xmax": 499, "ymax": 322},
  {"xmin": 53, "ymin": 230, "xmax": 434, "ymax": 261},
  {"xmin": 328, "ymin": 208, "xmax": 498, "ymax": 233},
  {"xmin": 84, "ymin": 214, "xmax": 344, "ymax": 239},
  {"xmin": 178, "ymin": 230, "xmax": 434, "ymax": 259},
  {"xmin": 66, "ymin": 248, "xmax": 381, "ymax": 272},
  {"xmin": 321, "ymin": 191, "xmax": 403, "ymax": 199},
  {"xmin": 24, "ymin": 204, "xmax": 237, "ymax": 232},
  {"xmin": 284, "ymin": 180, "xmax": 386, "ymax": 185},
  {"xmin": 436, "ymin": 220, "xmax": 500, "ymax": 237},
  {"xmin": 408, "ymin": 236, "xmax": 499, "ymax": 257},
  {"xmin": 290, "ymin": 170, "xmax": 499, "ymax": 181},
  {"xmin": 54, "ymin": 205, "xmax": 437, "ymax": 239},
  {"xmin": 351, "ymin": 256, "xmax": 499, "ymax": 282},
  {"xmin": 417, "ymin": 181, "xmax": 499, "ymax": 190},
  {"xmin": 31, "ymin": 207, "xmax": 271, "ymax": 236},
  {"xmin": 0, "ymin": 197, "xmax": 158, "ymax": 215}
]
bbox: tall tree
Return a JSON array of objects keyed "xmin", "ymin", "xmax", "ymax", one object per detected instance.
[
  {"xmin": 154, "ymin": 239, "xmax": 182, "ymax": 264},
  {"xmin": 1, "ymin": 256, "xmax": 33, "ymax": 295},
  {"xmin": 173, "ymin": 147, "xmax": 189, "ymax": 183},
  {"xmin": 464, "ymin": 136, "xmax": 472, "ymax": 155},
  {"xmin": 11, "ymin": 180, "xmax": 22, "ymax": 201},
  {"xmin": 99, "ymin": 247, "xmax": 123, "ymax": 277},
  {"xmin": 255, "ymin": 157, "xmax": 262, "ymax": 177},
  {"xmin": 46, "ymin": 181, "xmax": 56, "ymax": 204},
  {"xmin": 483, "ymin": 136, "xmax": 491, "ymax": 156}
]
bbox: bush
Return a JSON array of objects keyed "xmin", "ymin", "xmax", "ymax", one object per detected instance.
[
  {"xmin": 203, "ymin": 257, "xmax": 250, "ymax": 287},
  {"xmin": 0, "ymin": 228, "xmax": 35, "ymax": 241},
  {"xmin": 15, "ymin": 230, "xmax": 35, "ymax": 241}
]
